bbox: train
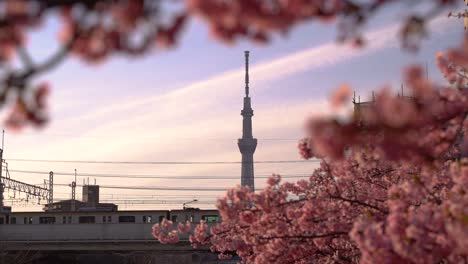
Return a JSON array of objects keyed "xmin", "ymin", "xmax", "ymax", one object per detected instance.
[
  {"xmin": 0, "ymin": 208, "xmax": 220, "ymax": 241},
  {"xmin": 0, "ymin": 208, "xmax": 220, "ymax": 225},
  {"xmin": 0, "ymin": 183, "xmax": 221, "ymax": 241}
]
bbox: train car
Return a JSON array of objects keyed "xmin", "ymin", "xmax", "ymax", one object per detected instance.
[
  {"xmin": 0, "ymin": 209, "xmax": 220, "ymax": 241},
  {"xmin": 4, "ymin": 209, "xmax": 219, "ymax": 225},
  {"xmin": 6, "ymin": 210, "xmax": 170, "ymax": 225},
  {"xmin": 168, "ymin": 208, "xmax": 220, "ymax": 224},
  {"xmin": 0, "ymin": 184, "xmax": 221, "ymax": 241}
]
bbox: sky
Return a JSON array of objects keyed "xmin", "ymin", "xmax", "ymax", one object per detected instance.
[{"xmin": 1, "ymin": 2, "xmax": 465, "ymax": 211}]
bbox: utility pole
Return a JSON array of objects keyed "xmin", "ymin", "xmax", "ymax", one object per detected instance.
[
  {"xmin": 0, "ymin": 130, "xmax": 5, "ymax": 212},
  {"xmin": 71, "ymin": 169, "xmax": 77, "ymax": 211},
  {"xmin": 0, "ymin": 148, "xmax": 3, "ymax": 212},
  {"xmin": 48, "ymin": 171, "xmax": 53, "ymax": 204}
]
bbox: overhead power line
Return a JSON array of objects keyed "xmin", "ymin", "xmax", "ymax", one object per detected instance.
[
  {"xmin": 6, "ymin": 131, "xmax": 298, "ymax": 141},
  {"xmin": 6, "ymin": 159, "xmax": 319, "ymax": 165},
  {"xmin": 54, "ymin": 183, "xmax": 260, "ymax": 192},
  {"xmin": 3, "ymin": 198, "xmax": 217, "ymax": 204},
  {"xmin": 8, "ymin": 169, "xmax": 312, "ymax": 180},
  {"xmin": 49, "ymin": 192, "xmax": 222, "ymax": 198},
  {"xmin": 39, "ymin": 198, "xmax": 217, "ymax": 205}
]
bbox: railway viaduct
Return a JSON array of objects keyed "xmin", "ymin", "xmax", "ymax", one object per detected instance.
[{"xmin": 0, "ymin": 224, "xmax": 239, "ymax": 264}]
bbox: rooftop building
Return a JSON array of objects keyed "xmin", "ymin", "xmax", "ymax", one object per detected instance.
[{"xmin": 43, "ymin": 185, "xmax": 117, "ymax": 212}]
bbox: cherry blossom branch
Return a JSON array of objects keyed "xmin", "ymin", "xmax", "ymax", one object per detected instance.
[
  {"xmin": 16, "ymin": 45, "xmax": 34, "ymax": 70},
  {"xmin": 10, "ymin": 33, "xmax": 79, "ymax": 87},
  {"xmin": 259, "ymin": 232, "xmax": 348, "ymax": 241},
  {"xmin": 328, "ymin": 194, "xmax": 388, "ymax": 214}
]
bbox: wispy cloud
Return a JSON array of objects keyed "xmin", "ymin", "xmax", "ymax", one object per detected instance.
[
  {"xmin": 54, "ymin": 13, "xmax": 453, "ymax": 126},
  {"xmin": 5, "ymin": 14, "xmax": 457, "ymax": 211},
  {"xmin": 9, "ymin": 13, "xmax": 456, "ymax": 164}
]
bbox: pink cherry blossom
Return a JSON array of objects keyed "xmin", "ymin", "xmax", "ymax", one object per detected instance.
[{"xmin": 153, "ymin": 32, "xmax": 468, "ymax": 263}]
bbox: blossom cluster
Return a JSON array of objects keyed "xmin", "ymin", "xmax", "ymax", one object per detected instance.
[{"xmin": 153, "ymin": 32, "xmax": 468, "ymax": 263}]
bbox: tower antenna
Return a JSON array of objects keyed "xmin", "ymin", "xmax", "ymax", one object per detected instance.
[
  {"xmin": 245, "ymin": 50, "xmax": 250, "ymax": 97},
  {"xmin": 426, "ymin": 61, "xmax": 429, "ymax": 80}
]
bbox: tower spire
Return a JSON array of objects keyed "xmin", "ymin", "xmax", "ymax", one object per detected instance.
[
  {"xmin": 238, "ymin": 50, "xmax": 257, "ymax": 192},
  {"xmin": 245, "ymin": 50, "xmax": 250, "ymax": 97}
]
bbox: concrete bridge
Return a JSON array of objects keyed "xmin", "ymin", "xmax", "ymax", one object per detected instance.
[{"xmin": 0, "ymin": 224, "xmax": 239, "ymax": 264}]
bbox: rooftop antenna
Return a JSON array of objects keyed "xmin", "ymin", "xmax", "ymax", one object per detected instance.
[
  {"xmin": 244, "ymin": 50, "xmax": 250, "ymax": 97},
  {"xmin": 401, "ymin": 84, "xmax": 404, "ymax": 97},
  {"xmin": 352, "ymin": 91, "xmax": 356, "ymax": 103},
  {"xmin": 426, "ymin": 61, "xmax": 429, "ymax": 80}
]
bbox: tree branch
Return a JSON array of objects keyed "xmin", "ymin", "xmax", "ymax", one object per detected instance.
[
  {"xmin": 259, "ymin": 231, "xmax": 348, "ymax": 241},
  {"xmin": 16, "ymin": 45, "xmax": 34, "ymax": 70},
  {"xmin": 329, "ymin": 194, "xmax": 388, "ymax": 214}
]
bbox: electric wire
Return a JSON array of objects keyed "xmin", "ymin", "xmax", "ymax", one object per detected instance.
[
  {"xmin": 54, "ymin": 183, "xmax": 260, "ymax": 192},
  {"xmin": 6, "ymin": 158, "xmax": 319, "ymax": 165},
  {"xmin": 5, "ymin": 131, "xmax": 298, "ymax": 141},
  {"xmin": 8, "ymin": 169, "xmax": 312, "ymax": 180}
]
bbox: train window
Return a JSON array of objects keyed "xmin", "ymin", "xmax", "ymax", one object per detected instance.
[
  {"xmin": 158, "ymin": 216, "xmax": 165, "ymax": 223},
  {"xmin": 68, "ymin": 216, "xmax": 72, "ymax": 224},
  {"xmin": 143, "ymin": 216, "xmax": 152, "ymax": 223},
  {"xmin": 201, "ymin": 215, "xmax": 219, "ymax": 223},
  {"xmin": 10, "ymin": 217, "xmax": 16, "ymax": 224},
  {"xmin": 108, "ymin": 216, "xmax": 111, "ymax": 223},
  {"xmin": 24, "ymin": 217, "xmax": 33, "ymax": 224},
  {"xmin": 119, "ymin": 216, "xmax": 135, "ymax": 223},
  {"xmin": 171, "ymin": 215, "xmax": 178, "ymax": 222},
  {"xmin": 79, "ymin": 216, "xmax": 95, "ymax": 224},
  {"xmin": 0, "ymin": 218, "xmax": 4, "ymax": 224},
  {"xmin": 102, "ymin": 216, "xmax": 106, "ymax": 223},
  {"xmin": 62, "ymin": 216, "xmax": 66, "ymax": 224},
  {"xmin": 184, "ymin": 215, "xmax": 195, "ymax": 222},
  {"xmin": 39, "ymin": 217, "xmax": 56, "ymax": 224}
]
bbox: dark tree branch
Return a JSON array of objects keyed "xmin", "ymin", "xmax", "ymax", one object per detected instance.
[
  {"xmin": 329, "ymin": 194, "xmax": 388, "ymax": 214},
  {"xmin": 18, "ymin": 32, "xmax": 80, "ymax": 81},
  {"xmin": 259, "ymin": 231, "xmax": 348, "ymax": 241},
  {"xmin": 16, "ymin": 45, "xmax": 34, "ymax": 70}
]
